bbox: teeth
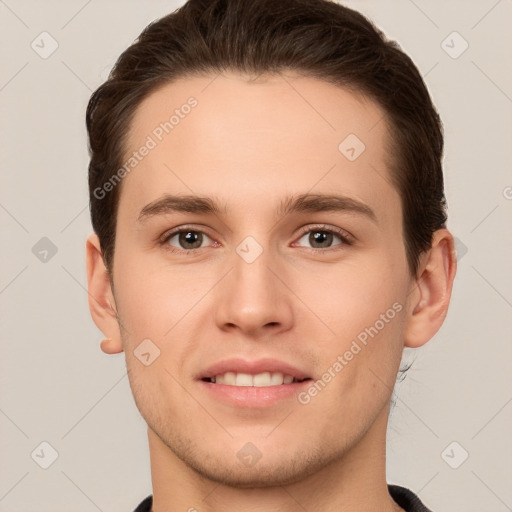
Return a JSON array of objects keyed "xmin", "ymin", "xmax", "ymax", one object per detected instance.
[
  {"xmin": 235, "ymin": 373, "xmax": 253, "ymax": 386},
  {"xmin": 208, "ymin": 371, "xmax": 302, "ymax": 386},
  {"xmin": 270, "ymin": 372, "xmax": 284, "ymax": 385},
  {"xmin": 253, "ymin": 372, "xmax": 271, "ymax": 387},
  {"xmin": 223, "ymin": 372, "xmax": 236, "ymax": 385}
]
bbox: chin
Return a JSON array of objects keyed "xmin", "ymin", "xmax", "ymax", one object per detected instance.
[
  {"xmin": 183, "ymin": 450, "xmax": 328, "ymax": 488},
  {"xmin": 146, "ymin": 408, "xmax": 355, "ymax": 488}
]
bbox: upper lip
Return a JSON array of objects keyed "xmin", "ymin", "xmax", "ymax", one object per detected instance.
[{"xmin": 198, "ymin": 358, "xmax": 311, "ymax": 380}]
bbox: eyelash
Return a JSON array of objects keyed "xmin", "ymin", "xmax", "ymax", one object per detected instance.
[{"xmin": 158, "ymin": 224, "xmax": 354, "ymax": 255}]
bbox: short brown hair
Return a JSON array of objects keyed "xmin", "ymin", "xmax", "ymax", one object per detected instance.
[{"xmin": 87, "ymin": 0, "xmax": 446, "ymax": 277}]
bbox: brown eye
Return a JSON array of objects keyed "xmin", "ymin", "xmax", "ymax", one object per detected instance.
[
  {"xmin": 297, "ymin": 229, "xmax": 345, "ymax": 249},
  {"xmin": 179, "ymin": 231, "xmax": 202, "ymax": 249},
  {"xmin": 165, "ymin": 230, "xmax": 212, "ymax": 250},
  {"xmin": 309, "ymin": 231, "xmax": 334, "ymax": 248}
]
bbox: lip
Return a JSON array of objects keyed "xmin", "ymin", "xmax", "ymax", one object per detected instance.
[
  {"xmin": 199, "ymin": 379, "xmax": 312, "ymax": 408},
  {"xmin": 197, "ymin": 357, "xmax": 313, "ymax": 408},
  {"xmin": 198, "ymin": 357, "xmax": 311, "ymax": 381}
]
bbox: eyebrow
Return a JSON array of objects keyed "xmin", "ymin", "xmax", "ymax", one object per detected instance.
[
  {"xmin": 138, "ymin": 194, "xmax": 225, "ymax": 221},
  {"xmin": 277, "ymin": 193, "xmax": 377, "ymax": 223},
  {"xmin": 137, "ymin": 193, "xmax": 377, "ymax": 224}
]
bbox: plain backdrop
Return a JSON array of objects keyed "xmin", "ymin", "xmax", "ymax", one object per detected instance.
[{"xmin": 1, "ymin": 1, "xmax": 511, "ymax": 511}]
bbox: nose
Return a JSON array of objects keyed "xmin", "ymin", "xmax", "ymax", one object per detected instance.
[{"xmin": 213, "ymin": 243, "xmax": 294, "ymax": 338}]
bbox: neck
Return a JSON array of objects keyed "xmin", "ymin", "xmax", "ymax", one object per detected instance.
[{"xmin": 148, "ymin": 405, "xmax": 403, "ymax": 512}]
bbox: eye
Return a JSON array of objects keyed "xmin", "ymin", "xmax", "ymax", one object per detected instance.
[
  {"xmin": 161, "ymin": 228, "xmax": 215, "ymax": 251},
  {"xmin": 294, "ymin": 226, "xmax": 353, "ymax": 250}
]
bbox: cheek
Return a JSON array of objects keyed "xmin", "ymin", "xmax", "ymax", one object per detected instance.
[
  {"xmin": 112, "ymin": 250, "xmax": 202, "ymax": 341},
  {"xmin": 293, "ymin": 259, "xmax": 404, "ymax": 337},
  {"xmin": 295, "ymin": 262, "xmax": 406, "ymax": 400}
]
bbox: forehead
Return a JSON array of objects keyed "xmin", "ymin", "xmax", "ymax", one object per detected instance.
[{"xmin": 120, "ymin": 72, "xmax": 398, "ymax": 221}]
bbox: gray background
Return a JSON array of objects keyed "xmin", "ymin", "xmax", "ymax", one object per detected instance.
[{"xmin": 1, "ymin": 0, "xmax": 511, "ymax": 511}]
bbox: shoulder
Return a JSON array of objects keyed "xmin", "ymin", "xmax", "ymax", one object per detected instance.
[
  {"xmin": 133, "ymin": 494, "xmax": 152, "ymax": 512},
  {"xmin": 388, "ymin": 484, "xmax": 433, "ymax": 512}
]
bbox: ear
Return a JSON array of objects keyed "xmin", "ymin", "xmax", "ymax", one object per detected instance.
[
  {"xmin": 404, "ymin": 228, "xmax": 457, "ymax": 348},
  {"xmin": 85, "ymin": 233, "xmax": 123, "ymax": 354}
]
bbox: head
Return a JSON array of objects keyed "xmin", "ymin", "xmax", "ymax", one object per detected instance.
[{"xmin": 86, "ymin": 0, "xmax": 456, "ymax": 488}]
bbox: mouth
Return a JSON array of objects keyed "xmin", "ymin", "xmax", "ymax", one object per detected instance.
[
  {"xmin": 197, "ymin": 358, "xmax": 313, "ymax": 407},
  {"xmin": 202, "ymin": 372, "xmax": 312, "ymax": 387}
]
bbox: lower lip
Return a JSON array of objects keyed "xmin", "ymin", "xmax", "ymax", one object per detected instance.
[{"xmin": 199, "ymin": 380, "xmax": 312, "ymax": 408}]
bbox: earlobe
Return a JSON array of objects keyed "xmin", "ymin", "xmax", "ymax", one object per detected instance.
[
  {"xmin": 100, "ymin": 338, "xmax": 122, "ymax": 354},
  {"xmin": 85, "ymin": 233, "xmax": 124, "ymax": 354},
  {"xmin": 404, "ymin": 229, "xmax": 457, "ymax": 348}
]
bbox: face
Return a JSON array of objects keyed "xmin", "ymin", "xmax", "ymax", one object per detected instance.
[{"xmin": 110, "ymin": 72, "xmax": 414, "ymax": 486}]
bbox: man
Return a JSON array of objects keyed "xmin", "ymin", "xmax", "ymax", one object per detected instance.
[{"xmin": 85, "ymin": 0, "xmax": 457, "ymax": 510}]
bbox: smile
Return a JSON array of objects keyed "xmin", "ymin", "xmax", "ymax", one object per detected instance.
[{"xmin": 202, "ymin": 371, "xmax": 311, "ymax": 386}]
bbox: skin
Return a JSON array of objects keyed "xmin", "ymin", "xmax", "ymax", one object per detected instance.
[{"xmin": 86, "ymin": 72, "xmax": 456, "ymax": 512}]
